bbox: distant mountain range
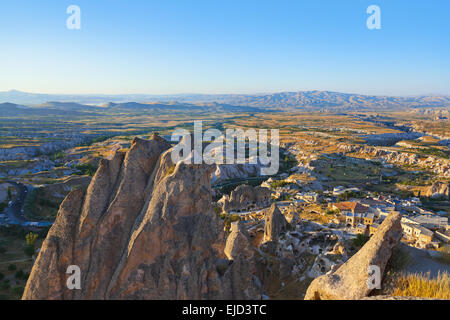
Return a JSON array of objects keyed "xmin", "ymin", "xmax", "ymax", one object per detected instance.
[
  {"xmin": 0, "ymin": 100, "xmax": 267, "ymax": 117},
  {"xmin": 1, "ymin": 90, "xmax": 449, "ymax": 110}
]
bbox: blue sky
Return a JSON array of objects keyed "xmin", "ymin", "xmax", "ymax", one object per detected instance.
[{"xmin": 0, "ymin": 0, "xmax": 449, "ymax": 96}]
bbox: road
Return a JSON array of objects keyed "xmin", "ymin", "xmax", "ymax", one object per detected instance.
[{"xmin": 2, "ymin": 181, "xmax": 52, "ymax": 227}]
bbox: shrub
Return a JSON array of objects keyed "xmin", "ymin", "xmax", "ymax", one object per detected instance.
[
  {"xmin": 0, "ymin": 246, "xmax": 6, "ymax": 254},
  {"xmin": 391, "ymin": 272, "xmax": 450, "ymax": 299},
  {"xmin": 352, "ymin": 234, "xmax": 370, "ymax": 247},
  {"xmin": 75, "ymin": 163, "xmax": 98, "ymax": 177},
  {"xmin": 270, "ymin": 181, "xmax": 291, "ymax": 189},
  {"xmin": 224, "ymin": 214, "xmax": 241, "ymax": 233},
  {"xmin": 0, "ymin": 272, "xmax": 4, "ymax": 281}
]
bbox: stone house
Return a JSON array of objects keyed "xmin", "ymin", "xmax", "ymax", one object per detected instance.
[
  {"xmin": 331, "ymin": 201, "xmax": 369, "ymax": 215},
  {"xmin": 415, "ymin": 226, "xmax": 434, "ymax": 245},
  {"xmin": 345, "ymin": 211, "xmax": 376, "ymax": 228},
  {"xmin": 369, "ymin": 223, "xmax": 380, "ymax": 236},
  {"xmin": 401, "ymin": 222, "xmax": 434, "ymax": 246},
  {"xmin": 346, "ymin": 212, "xmax": 363, "ymax": 228},
  {"xmin": 295, "ymin": 192, "xmax": 319, "ymax": 203},
  {"xmin": 401, "ymin": 222, "xmax": 415, "ymax": 238},
  {"xmin": 363, "ymin": 213, "xmax": 375, "ymax": 226},
  {"xmin": 355, "ymin": 223, "xmax": 367, "ymax": 235}
]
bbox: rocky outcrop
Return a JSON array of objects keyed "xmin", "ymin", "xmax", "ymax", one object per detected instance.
[
  {"xmin": 263, "ymin": 204, "xmax": 287, "ymax": 243},
  {"xmin": 222, "ymin": 222, "xmax": 261, "ymax": 299},
  {"xmin": 21, "ymin": 188, "xmax": 86, "ymax": 300},
  {"xmin": 422, "ymin": 181, "xmax": 449, "ymax": 199},
  {"xmin": 304, "ymin": 212, "xmax": 402, "ymax": 300},
  {"xmin": 36, "ymin": 176, "xmax": 92, "ymax": 200},
  {"xmin": 362, "ymin": 132, "xmax": 423, "ymax": 146},
  {"xmin": 23, "ymin": 135, "xmax": 261, "ymax": 300},
  {"xmin": 337, "ymin": 143, "xmax": 450, "ymax": 178},
  {"xmin": 219, "ymin": 184, "xmax": 271, "ymax": 213},
  {"xmin": 225, "ymin": 222, "xmax": 255, "ymax": 261},
  {"xmin": 0, "ymin": 159, "xmax": 55, "ymax": 178},
  {"xmin": 0, "ymin": 136, "xmax": 89, "ymax": 161},
  {"xmin": 212, "ymin": 163, "xmax": 261, "ymax": 184}
]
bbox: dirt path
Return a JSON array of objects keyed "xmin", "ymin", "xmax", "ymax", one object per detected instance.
[{"xmin": 0, "ymin": 258, "xmax": 31, "ymax": 265}]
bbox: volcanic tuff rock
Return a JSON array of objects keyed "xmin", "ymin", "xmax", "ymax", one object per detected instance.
[
  {"xmin": 337, "ymin": 143, "xmax": 450, "ymax": 178},
  {"xmin": 212, "ymin": 163, "xmax": 261, "ymax": 184},
  {"xmin": 219, "ymin": 184, "xmax": 271, "ymax": 213},
  {"xmin": 23, "ymin": 135, "xmax": 261, "ymax": 300},
  {"xmin": 225, "ymin": 222, "xmax": 255, "ymax": 261},
  {"xmin": 304, "ymin": 212, "xmax": 403, "ymax": 300},
  {"xmin": 422, "ymin": 181, "xmax": 449, "ymax": 199},
  {"xmin": 263, "ymin": 204, "xmax": 288, "ymax": 243}
]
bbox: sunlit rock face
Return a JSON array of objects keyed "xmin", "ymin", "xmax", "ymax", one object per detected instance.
[
  {"xmin": 23, "ymin": 135, "xmax": 261, "ymax": 300},
  {"xmin": 304, "ymin": 212, "xmax": 402, "ymax": 300}
]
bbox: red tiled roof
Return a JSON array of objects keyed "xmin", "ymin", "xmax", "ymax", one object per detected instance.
[{"xmin": 334, "ymin": 201, "xmax": 369, "ymax": 213}]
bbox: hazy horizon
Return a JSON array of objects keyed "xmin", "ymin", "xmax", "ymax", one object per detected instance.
[{"xmin": 1, "ymin": 88, "xmax": 450, "ymax": 98}]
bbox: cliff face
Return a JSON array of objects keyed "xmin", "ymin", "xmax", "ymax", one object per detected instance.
[
  {"xmin": 23, "ymin": 135, "xmax": 261, "ymax": 300},
  {"xmin": 23, "ymin": 135, "xmax": 412, "ymax": 300},
  {"xmin": 422, "ymin": 181, "xmax": 449, "ymax": 199}
]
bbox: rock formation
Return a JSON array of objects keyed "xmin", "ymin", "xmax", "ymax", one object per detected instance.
[
  {"xmin": 219, "ymin": 184, "xmax": 271, "ymax": 213},
  {"xmin": 23, "ymin": 135, "xmax": 261, "ymax": 300},
  {"xmin": 337, "ymin": 143, "xmax": 450, "ymax": 178},
  {"xmin": 212, "ymin": 163, "xmax": 261, "ymax": 184},
  {"xmin": 304, "ymin": 211, "xmax": 403, "ymax": 300},
  {"xmin": 225, "ymin": 222, "xmax": 255, "ymax": 261},
  {"xmin": 263, "ymin": 204, "xmax": 287, "ymax": 243},
  {"xmin": 422, "ymin": 181, "xmax": 449, "ymax": 199}
]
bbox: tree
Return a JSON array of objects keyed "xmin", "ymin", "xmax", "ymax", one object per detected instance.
[
  {"xmin": 25, "ymin": 232, "xmax": 38, "ymax": 247},
  {"xmin": 7, "ymin": 186, "xmax": 12, "ymax": 200},
  {"xmin": 25, "ymin": 231, "xmax": 39, "ymax": 258}
]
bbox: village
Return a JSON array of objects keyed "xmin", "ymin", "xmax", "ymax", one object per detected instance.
[{"xmin": 216, "ymin": 176, "xmax": 449, "ymax": 252}]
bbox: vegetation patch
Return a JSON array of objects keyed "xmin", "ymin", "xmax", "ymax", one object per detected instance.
[{"xmin": 391, "ymin": 272, "xmax": 450, "ymax": 299}]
